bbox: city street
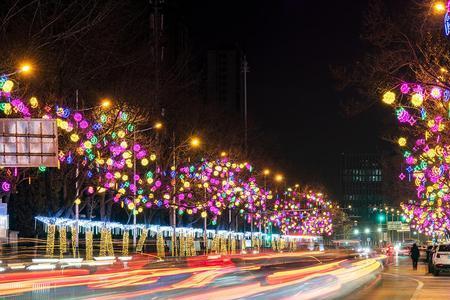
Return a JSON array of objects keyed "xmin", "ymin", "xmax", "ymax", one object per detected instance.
[
  {"xmin": 2, "ymin": 0, "xmax": 450, "ymax": 298},
  {"xmin": 0, "ymin": 252, "xmax": 382, "ymax": 299},
  {"xmin": 348, "ymin": 256, "xmax": 450, "ymax": 300}
]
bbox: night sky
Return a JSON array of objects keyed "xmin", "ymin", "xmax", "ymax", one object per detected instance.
[{"xmin": 183, "ymin": 0, "xmax": 390, "ymax": 198}]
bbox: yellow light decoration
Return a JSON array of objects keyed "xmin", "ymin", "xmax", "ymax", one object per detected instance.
[
  {"xmin": 114, "ymin": 172, "xmax": 121, "ymax": 179},
  {"xmin": 147, "ymin": 178, "xmax": 154, "ymax": 184},
  {"xmin": 106, "ymin": 230, "xmax": 114, "ymax": 257},
  {"xmin": 411, "ymin": 93, "xmax": 423, "ymax": 107},
  {"xmin": 46, "ymin": 225, "xmax": 56, "ymax": 257},
  {"xmin": 141, "ymin": 158, "xmax": 149, "ymax": 166},
  {"xmin": 157, "ymin": 231, "xmax": 165, "ymax": 258},
  {"xmin": 136, "ymin": 229, "xmax": 148, "ymax": 253},
  {"xmin": 99, "ymin": 228, "xmax": 107, "ymax": 257},
  {"xmin": 150, "ymin": 154, "xmax": 157, "ymax": 161},
  {"xmin": 74, "ymin": 198, "xmax": 81, "ymax": 205},
  {"xmin": 70, "ymin": 133, "xmax": 80, "ymax": 142},
  {"xmin": 118, "ymin": 130, "xmax": 126, "ymax": 138},
  {"xmin": 71, "ymin": 226, "xmax": 77, "ymax": 258},
  {"xmin": 4, "ymin": 103, "xmax": 11, "ymax": 115},
  {"xmin": 84, "ymin": 141, "xmax": 92, "ymax": 149},
  {"xmin": 2, "ymin": 80, "xmax": 14, "ymax": 93},
  {"xmin": 29, "ymin": 97, "xmax": 39, "ymax": 108},
  {"xmin": 180, "ymin": 232, "xmax": 186, "ymax": 257},
  {"xmin": 201, "ymin": 211, "xmax": 207, "ymax": 218},
  {"xmin": 188, "ymin": 233, "xmax": 195, "ymax": 256},
  {"xmin": 398, "ymin": 137, "xmax": 407, "ymax": 147},
  {"xmin": 60, "ymin": 121, "xmax": 68, "ymax": 130},
  {"xmin": 122, "ymin": 174, "xmax": 129, "ymax": 181},
  {"xmin": 59, "ymin": 226, "xmax": 67, "ymax": 257},
  {"xmin": 120, "ymin": 141, "xmax": 128, "ymax": 148},
  {"xmin": 85, "ymin": 230, "xmax": 93, "ymax": 260},
  {"xmin": 122, "ymin": 151, "xmax": 132, "ymax": 159},
  {"xmin": 107, "ymin": 158, "xmax": 114, "ymax": 166},
  {"xmin": 127, "ymin": 203, "xmax": 135, "ymax": 210}
]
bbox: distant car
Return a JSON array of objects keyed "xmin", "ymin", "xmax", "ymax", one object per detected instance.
[
  {"xmin": 395, "ymin": 245, "xmax": 410, "ymax": 256},
  {"xmin": 419, "ymin": 246, "xmax": 427, "ymax": 261},
  {"xmin": 432, "ymin": 244, "xmax": 450, "ymax": 276}
]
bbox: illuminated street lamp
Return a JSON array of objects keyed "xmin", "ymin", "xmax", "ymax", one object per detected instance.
[
  {"xmin": 131, "ymin": 122, "xmax": 163, "ymax": 248},
  {"xmin": 377, "ymin": 227, "xmax": 382, "ymax": 233},
  {"xmin": 353, "ymin": 229, "xmax": 360, "ymax": 235},
  {"xmin": 263, "ymin": 169, "xmax": 270, "ymax": 176},
  {"xmin": 100, "ymin": 98, "xmax": 112, "ymax": 109},
  {"xmin": 364, "ymin": 228, "xmax": 370, "ymax": 234},
  {"xmin": 275, "ymin": 174, "xmax": 284, "ymax": 182},
  {"xmin": 190, "ymin": 137, "xmax": 201, "ymax": 148},
  {"xmin": 19, "ymin": 63, "xmax": 32, "ymax": 74},
  {"xmin": 433, "ymin": 2, "xmax": 446, "ymax": 14}
]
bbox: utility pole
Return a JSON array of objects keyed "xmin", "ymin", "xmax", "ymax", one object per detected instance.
[
  {"xmin": 241, "ymin": 55, "xmax": 249, "ymax": 156},
  {"xmin": 150, "ymin": 0, "xmax": 164, "ymax": 110}
]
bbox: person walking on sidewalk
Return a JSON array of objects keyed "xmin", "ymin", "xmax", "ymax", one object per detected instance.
[{"xmin": 410, "ymin": 243, "xmax": 420, "ymax": 270}]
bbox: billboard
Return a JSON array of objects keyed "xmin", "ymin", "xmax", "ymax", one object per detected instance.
[{"xmin": 0, "ymin": 119, "xmax": 58, "ymax": 167}]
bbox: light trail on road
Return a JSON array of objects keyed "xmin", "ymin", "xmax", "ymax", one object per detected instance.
[{"xmin": 0, "ymin": 252, "xmax": 382, "ymax": 299}]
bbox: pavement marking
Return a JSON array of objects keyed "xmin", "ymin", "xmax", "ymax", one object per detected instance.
[{"xmin": 382, "ymin": 272, "xmax": 424, "ymax": 300}]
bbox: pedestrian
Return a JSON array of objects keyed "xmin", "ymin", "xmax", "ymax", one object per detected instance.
[{"xmin": 411, "ymin": 243, "xmax": 420, "ymax": 270}]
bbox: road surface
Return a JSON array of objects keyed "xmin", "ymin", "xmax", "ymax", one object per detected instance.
[
  {"xmin": 346, "ymin": 255, "xmax": 450, "ymax": 300},
  {"xmin": 0, "ymin": 252, "xmax": 381, "ymax": 299}
]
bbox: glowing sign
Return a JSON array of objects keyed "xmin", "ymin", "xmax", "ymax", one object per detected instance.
[{"xmin": 0, "ymin": 119, "xmax": 58, "ymax": 167}]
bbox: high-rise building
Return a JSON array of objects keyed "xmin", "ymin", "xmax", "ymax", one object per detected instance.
[
  {"xmin": 206, "ymin": 48, "xmax": 243, "ymax": 113},
  {"xmin": 340, "ymin": 153, "xmax": 385, "ymax": 221}
]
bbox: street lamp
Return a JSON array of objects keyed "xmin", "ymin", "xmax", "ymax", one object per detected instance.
[
  {"xmin": 100, "ymin": 98, "xmax": 112, "ymax": 109},
  {"xmin": 275, "ymin": 174, "xmax": 283, "ymax": 182},
  {"xmin": 433, "ymin": 2, "xmax": 446, "ymax": 14},
  {"xmin": 353, "ymin": 229, "xmax": 359, "ymax": 235},
  {"xmin": 131, "ymin": 122, "xmax": 163, "ymax": 249},
  {"xmin": 19, "ymin": 63, "xmax": 32, "ymax": 74},
  {"xmin": 364, "ymin": 228, "xmax": 370, "ymax": 234},
  {"xmin": 190, "ymin": 137, "xmax": 201, "ymax": 148}
]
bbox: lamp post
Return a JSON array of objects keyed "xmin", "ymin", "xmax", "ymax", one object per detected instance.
[
  {"xmin": 73, "ymin": 94, "xmax": 110, "ymax": 251},
  {"xmin": 132, "ymin": 122, "xmax": 162, "ymax": 249},
  {"xmin": 170, "ymin": 135, "xmax": 201, "ymax": 256}
]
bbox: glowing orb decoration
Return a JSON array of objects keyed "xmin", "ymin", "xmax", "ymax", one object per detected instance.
[
  {"xmin": 29, "ymin": 97, "xmax": 39, "ymax": 108},
  {"xmin": 382, "ymin": 91, "xmax": 396, "ymax": 105},
  {"xmin": 398, "ymin": 137, "xmax": 407, "ymax": 147},
  {"xmin": 431, "ymin": 87, "xmax": 442, "ymax": 99},
  {"xmin": 400, "ymin": 83, "xmax": 410, "ymax": 94},
  {"xmin": 1, "ymin": 181, "xmax": 10, "ymax": 192},
  {"xmin": 2, "ymin": 80, "xmax": 14, "ymax": 93},
  {"xmin": 411, "ymin": 93, "xmax": 423, "ymax": 107}
]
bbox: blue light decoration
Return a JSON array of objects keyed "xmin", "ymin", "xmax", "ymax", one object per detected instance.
[
  {"xmin": 444, "ymin": 89, "xmax": 450, "ymax": 102},
  {"xmin": 444, "ymin": 11, "xmax": 450, "ymax": 37},
  {"xmin": 0, "ymin": 75, "xmax": 7, "ymax": 88}
]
